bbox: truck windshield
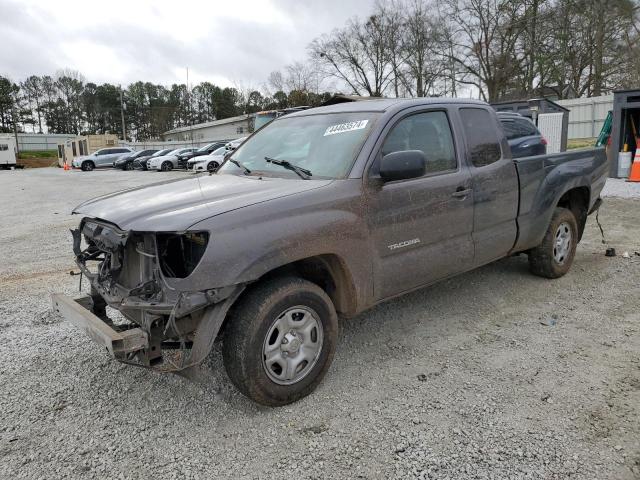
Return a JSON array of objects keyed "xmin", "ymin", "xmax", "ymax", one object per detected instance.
[{"xmin": 219, "ymin": 112, "xmax": 379, "ymax": 179}]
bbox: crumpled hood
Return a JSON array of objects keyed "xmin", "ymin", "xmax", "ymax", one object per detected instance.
[{"xmin": 73, "ymin": 174, "xmax": 333, "ymax": 231}]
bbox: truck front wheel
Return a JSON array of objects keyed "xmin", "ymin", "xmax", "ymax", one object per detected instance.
[
  {"xmin": 529, "ymin": 207, "xmax": 578, "ymax": 278},
  {"xmin": 222, "ymin": 277, "xmax": 338, "ymax": 406}
]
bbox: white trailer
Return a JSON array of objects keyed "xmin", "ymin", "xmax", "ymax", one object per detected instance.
[{"xmin": 0, "ymin": 134, "xmax": 19, "ymax": 169}]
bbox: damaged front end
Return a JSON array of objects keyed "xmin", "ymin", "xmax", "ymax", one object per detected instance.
[{"xmin": 53, "ymin": 218, "xmax": 243, "ymax": 371}]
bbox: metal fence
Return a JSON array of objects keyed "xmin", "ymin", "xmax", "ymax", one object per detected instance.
[
  {"xmin": 119, "ymin": 139, "xmax": 214, "ymax": 150},
  {"xmin": 16, "ymin": 134, "xmax": 219, "ymax": 153},
  {"xmin": 119, "ymin": 135, "xmax": 238, "ymax": 151},
  {"xmin": 16, "ymin": 133, "xmax": 77, "ymax": 151},
  {"xmin": 556, "ymin": 95, "xmax": 613, "ymax": 139}
]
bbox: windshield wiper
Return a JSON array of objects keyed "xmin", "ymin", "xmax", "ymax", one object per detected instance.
[
  {"xmin": 227, "ymin": 158, "xmax": 251, "ymax": 175},
  {"xmin": 264, "ymin": 156, "xmax": 312, "ymax": 179}
]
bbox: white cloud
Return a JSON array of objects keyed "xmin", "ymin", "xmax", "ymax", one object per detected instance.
[{"xmin": 0, "ymin": 0, "xmax": 374, "ymax": 87}]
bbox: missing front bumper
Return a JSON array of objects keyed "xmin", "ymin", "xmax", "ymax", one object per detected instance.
[{"xmin": 51, "ymin": 293, "xmax": 148, "ymax": 360}]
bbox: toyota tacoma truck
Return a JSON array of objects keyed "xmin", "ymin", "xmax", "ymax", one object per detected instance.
[{"xmin": 52, "ymin": 98, "xmax": 608, "ymax": 406}]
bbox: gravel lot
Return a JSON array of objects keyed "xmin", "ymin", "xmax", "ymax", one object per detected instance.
[{"xmin": 1, "ymin": 168, "xmax": 639, "ymax": 480}]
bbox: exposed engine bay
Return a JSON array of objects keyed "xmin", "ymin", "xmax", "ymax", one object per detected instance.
[{"xmin": 68, "ymin": 218, "xmax": 242, "ymax": 370}]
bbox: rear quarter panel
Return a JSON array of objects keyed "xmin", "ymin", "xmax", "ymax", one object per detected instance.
[{"xmin": 513, "ymin": 147, "xmax": 608, "ymax": 252}]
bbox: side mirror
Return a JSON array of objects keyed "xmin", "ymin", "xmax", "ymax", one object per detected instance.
[{"xmin": 379, "ymin": 150, "xmax": 426, "ymax": 182}]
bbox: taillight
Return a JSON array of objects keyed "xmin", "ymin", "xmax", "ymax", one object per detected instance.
[{"xmin": 541, "ymin": 137, "xmax": 548, "ymax": 146}]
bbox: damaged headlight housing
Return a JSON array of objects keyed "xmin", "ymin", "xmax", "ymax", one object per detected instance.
[{"xmin": 156, "ymin": 232, "xmax": 209, "ymax": 278}]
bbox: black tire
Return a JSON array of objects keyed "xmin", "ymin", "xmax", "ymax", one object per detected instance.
[
  {"xmin": 124, "ymin": 162, "xmax": 133, "ymax": 171},
  {"xmin": 222, "ymin": 277, "xmax": 338, "ymax": 406},
  {"xmin": 81, "ymin": 161, "xmax": 94, "ymax": 172},
  {"xmin": 529, "ymin": 207, "xmax": 578, "ymax": 279},
  {"xmin": 161, "ymin": 161, "xmax": 173, "ymax": 172},
  {"xmin": 207, "ymin": 161, "xmax": 219, "ymax": 172}
]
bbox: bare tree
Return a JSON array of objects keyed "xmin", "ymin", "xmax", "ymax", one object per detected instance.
[
  {"xmin": 309, "ymin": 15, "xmax": 395, "ymax": 96},
  {"xmin": 399, "ymin": 0, "xmax": 448, "ymax": 96},
  {"xmin": 440, "ymin": 0, "xmax": 528, "ymax": 102}
]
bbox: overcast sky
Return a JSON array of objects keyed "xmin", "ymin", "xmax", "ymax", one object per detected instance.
[{"xmin": 1, "ymin": 0, "xmax": 375, "ymax": 88}]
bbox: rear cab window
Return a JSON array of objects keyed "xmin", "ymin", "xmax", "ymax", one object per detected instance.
[{"xmin": 459, "ymin": 108, "xmax": 502, "ymax": 167}]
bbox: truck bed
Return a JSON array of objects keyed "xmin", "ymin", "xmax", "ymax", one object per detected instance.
[{"xmin": 512, "ymin": 147, "xmax": 608, "ymax": 252}]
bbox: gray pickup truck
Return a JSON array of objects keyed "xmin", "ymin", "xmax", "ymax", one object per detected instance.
[{"xmin": 52, "ymin": 98, "xmax": 608, "ymax": 406}]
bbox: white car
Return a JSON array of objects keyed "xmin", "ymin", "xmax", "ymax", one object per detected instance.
[
  {"xmin": 225, "ymin": 136, "xmax": 248, "ymax": 152},
  {"xmin": 147, "ymin": 147, "xmax": 197, "ymax": 171},
  {"xmin": 187, "ymin": 146, "xmax": 227, "ymax": 172}
]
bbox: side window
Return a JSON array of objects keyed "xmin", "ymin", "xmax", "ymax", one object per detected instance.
[
  {"xmin": 460, "ymin": 108, "xmax": 502, "ymax": 167},
  {"xmin": 72, "ymin": 142, "xmax": 77, "ymax": 156},
  {"xmin": 381, "ymin": 111, "xmax": 457, "ymax": 175}
]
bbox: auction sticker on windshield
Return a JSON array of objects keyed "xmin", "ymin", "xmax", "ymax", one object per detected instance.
[{"xmin": 324, "ymin": 120, "xmax": 369, "ymax": 136}]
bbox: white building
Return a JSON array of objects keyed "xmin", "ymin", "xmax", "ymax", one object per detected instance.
[{"xmin": 161, "ymin": 115, "xmax": 252, "ymax": 142}]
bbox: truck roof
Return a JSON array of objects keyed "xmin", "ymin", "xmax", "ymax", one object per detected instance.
[{"xmin": 286, "ymin": 97, "xmax": 489, "ymax": 117}]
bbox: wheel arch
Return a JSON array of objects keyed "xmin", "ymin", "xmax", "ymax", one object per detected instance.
[
  {"xmin": 556, "ymin": 186, "xmax": 590, "ymax": 240},
  {"xmin": 249, "ymin": 254, "xmax": 358, "ymax": 317},
  {"xmin": 219, "ymin": 254, "xmax": 358, "ymax": 342}
]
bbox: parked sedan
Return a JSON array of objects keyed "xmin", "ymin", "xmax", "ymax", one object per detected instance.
[
  {"xmin": 72, "ymin": 147, "xmax": 134, "ymax": 171},
  {"xmin": 497, "ymin": 112, "xmax": 547, "ymax": 158},
  {"xmin": 114, "ymin": 149, "xmax": 159, "ymax": 170},
  {"xmin": 187, "ymin": 146, "xmax": 227, "ymax": 172},
  {"xmin": 148, "ymin": 147, "xmax": 198, "ymax": 171},
  {"xmin": 134, "ymin": 148, "xmax": 174, "ymax": 170},
  {"xmin": 225, "ymin": 137, "xmax": 248, "ymax": 151},
  {"xmin": 176, "ymin": 141, "xmax": 229, "ymax": 166}
]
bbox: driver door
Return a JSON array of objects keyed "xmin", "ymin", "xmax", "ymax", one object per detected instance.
[{"xmin": 367, "ymin": 109, "xmax": 475, "ymax": 300}]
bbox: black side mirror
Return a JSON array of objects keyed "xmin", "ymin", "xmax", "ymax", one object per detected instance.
[{"xmin": 379, "ymin": 150, "xmax": 426, "ymax": 182}]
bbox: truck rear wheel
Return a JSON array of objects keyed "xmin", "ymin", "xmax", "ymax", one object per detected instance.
[
  {"xmin": 529, "ymin": 207, "xmax": 578, "ymax": 278},
  {"xmin": 222, "ymin": 277, "xmax": 338, "ymax": 406}
]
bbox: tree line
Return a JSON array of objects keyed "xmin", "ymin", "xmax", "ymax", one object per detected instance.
[
  {"xmin": 308, "ymin": 0, "xmax": 639, "ymax": 101},
  {"xmin": 0, "ymin": 70, "xmax": 333, "ymax": 140},
  {"xmin": 1, "ymin": 0, "xmax": 638, "ymax": 141}
]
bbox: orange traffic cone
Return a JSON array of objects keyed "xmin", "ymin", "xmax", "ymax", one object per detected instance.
[
  {"xmin": 628, "ymin": 138, "xmax": 640, "ymax": 182},
  {"xmin": 63, "ymin": 162, "xmax": 70, "ymax": 171},
  {"xmin": 628, "ymin": 151, "xmax": 640, "ymax": 182}
]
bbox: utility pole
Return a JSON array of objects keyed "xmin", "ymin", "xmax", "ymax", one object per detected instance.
[
  {"xmin": 187, "ymin": 67, "xmax": 193, "ymax": 146},
  {"xmin": 119, "ymin": 85, "xmax": 126, "ymax": 141},
  {"xmin": 11, "ymin": 105, "xmax": 19, "ymax": 156}
]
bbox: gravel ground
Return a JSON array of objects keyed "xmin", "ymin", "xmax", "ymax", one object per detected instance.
[
  {"xmin": 602, "ymin": 178, "xmax": 640, "ymax": 199},
  {"xmin": 0, "ymin": 168, "xmax": 639, "ymax": 480}
]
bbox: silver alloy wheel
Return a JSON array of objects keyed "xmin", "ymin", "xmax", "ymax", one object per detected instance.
[
  {"xmin": 262, "ymin": 306, "xmax": 323, "ymax": 385},
  {"xmin": 553, "ymin": 221, "xmax": 572, "ymax": 264}
]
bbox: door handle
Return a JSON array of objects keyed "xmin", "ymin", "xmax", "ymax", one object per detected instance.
[{"xmin": 451, "ymin": 187, "xmax": 472, "ymax": 198}]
